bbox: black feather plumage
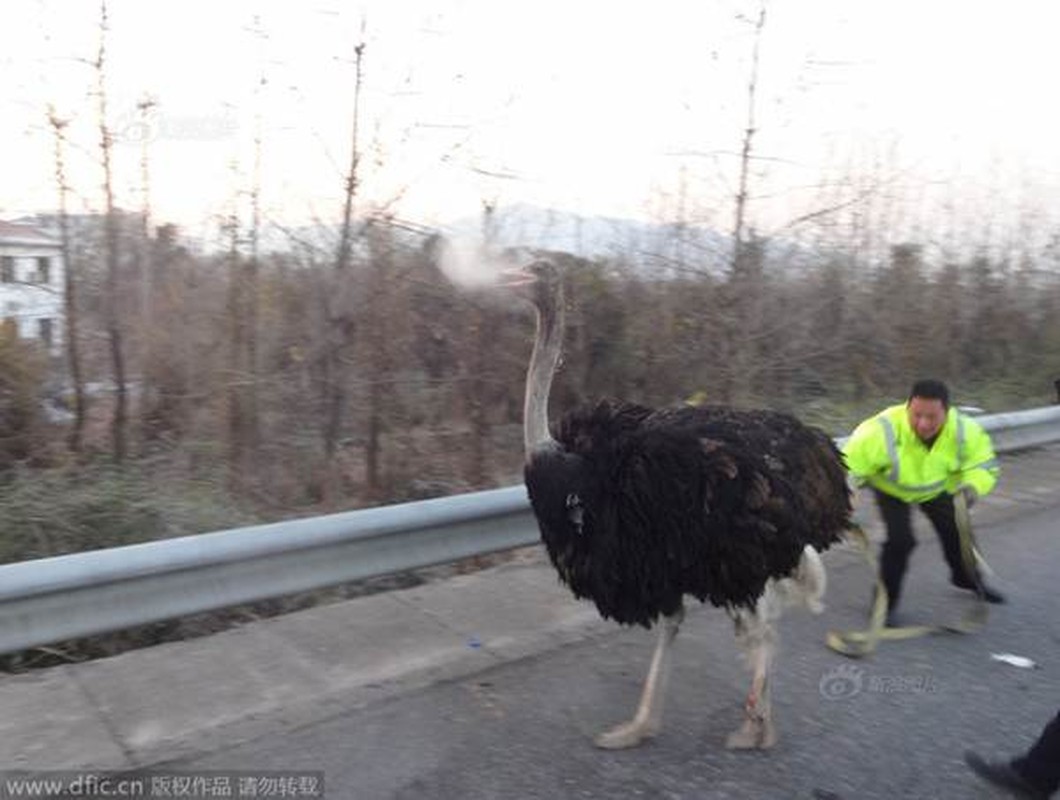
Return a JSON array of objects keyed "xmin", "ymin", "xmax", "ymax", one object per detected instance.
[{"xmin": 525, "ymin": 399, "xmax": 852, "ymax": 627}]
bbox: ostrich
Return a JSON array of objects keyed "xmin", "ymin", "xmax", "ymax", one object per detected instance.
[{"xmin": 504, "ymin": 259, "xmax": 852, "ymax": 750}]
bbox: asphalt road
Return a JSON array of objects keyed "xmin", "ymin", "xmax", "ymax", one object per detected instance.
[{"xmin": 169, "ymin": 491, "xmax": 1060, "ymax": 799}]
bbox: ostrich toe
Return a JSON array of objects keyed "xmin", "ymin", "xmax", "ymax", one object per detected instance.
[
  {"xmin": 725, "ymin": 717, "xmax": 777, "ymax": 750},
  {"xmin": 594, "ymin": 719, "xmax": 657, "ymax": 749}
]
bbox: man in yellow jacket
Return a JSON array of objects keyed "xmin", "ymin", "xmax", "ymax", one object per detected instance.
[{"xmin": 843, "ymin": 379, "xmax": 1004, "ymax": 625}]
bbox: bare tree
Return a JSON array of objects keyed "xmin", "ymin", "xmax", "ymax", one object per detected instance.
[
  {"xmin": 225, "ymin": 32, "xmax": 266, "ymax": 489},
  {"xmin": 47, "ymin": 107, "xmax": 87, "ymax": 453},
  {"xmin": 731, "ymin": 1, "xmax": 766, "ymax": 278},
  {"xmin": 243, "ymin": 17, "xmax": 266, "ymax": 462},
  {"xmin": 461, "ymin": 202, "xmax": 498, "ymax": 486},
  {"xmin": 360, "ymin": 219, "xmax": 398, "ymax": 498},
  {"xmin": 223, "ymin": 170, "xmax": 247, "ymax": 488},
  {"xmin": 135, "ymin": 94, "xmax": 157, "ymax": 447},
  {"xmin": 320, "ymin": 34, "xmax": 366, "ymax": 505},
  {"xmin": 94, "ymin": 0, "xmax": 128, "ymax": 461},
  {"xmin": 724, "ymin": 0, "xmax": 768, "ymax": 403}
]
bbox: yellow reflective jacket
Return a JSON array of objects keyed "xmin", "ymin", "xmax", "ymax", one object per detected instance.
[{"xmin": 843, "ymin": 404, "xmax": 999, "ymax": 504}]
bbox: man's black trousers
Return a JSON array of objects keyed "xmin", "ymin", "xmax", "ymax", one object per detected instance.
[{"xmin": 873, "ymin": 489, "xmax": 978, "ymax": 610}]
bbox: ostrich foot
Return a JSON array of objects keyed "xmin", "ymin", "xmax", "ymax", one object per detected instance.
[
  {"xmin": 594, "ymin": 719, "xmax": 657, "ymax": 750},
  {"xmin": 725, "ymin": 716, "xmax": 777, "ymax": 750}
]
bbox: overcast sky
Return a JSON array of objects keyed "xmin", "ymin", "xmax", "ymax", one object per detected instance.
[{"xmin": 3, "ymin": 1, "xmax": 1058, "ymax": 251}]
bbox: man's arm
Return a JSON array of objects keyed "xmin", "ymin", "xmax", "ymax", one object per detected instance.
[
  {"xmin": 842, "ymin": 416, "xmax": 891, "ymax": 486},
  {"xmin": 956, "ymin": 416, "xmax": 1000, "ymax": 498}
]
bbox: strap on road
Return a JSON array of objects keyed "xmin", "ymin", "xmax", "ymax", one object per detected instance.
[{"xmin": 826, "ymin": 491, "xmax": 988, "ymax": 658}]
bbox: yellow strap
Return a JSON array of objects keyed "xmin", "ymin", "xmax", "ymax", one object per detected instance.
[{"xmin": 826, "ymin": 492, "xmax": 988, "ymax": 658}]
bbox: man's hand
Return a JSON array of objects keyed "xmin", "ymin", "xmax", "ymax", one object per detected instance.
[{"xmin": 958, "ymin": 485, "xmax": 978, "ymax": 509}]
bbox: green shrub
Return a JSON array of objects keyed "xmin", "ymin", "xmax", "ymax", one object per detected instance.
[
  {"xmin": 0, "ymin": 463, "xmax": 257, "ymax": 565},
  {"xmin": 0, "ymin": 329, "xmax": 46, "ymax": 470}
]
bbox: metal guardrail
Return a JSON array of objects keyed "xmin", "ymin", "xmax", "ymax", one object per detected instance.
[
  {"xmin": 976, "ymin": 406, "xmax": 1060, "ymax": 452},
  {"xmin": 2, "ymin": 405, "xmax": 1060, "ymax": 655}
]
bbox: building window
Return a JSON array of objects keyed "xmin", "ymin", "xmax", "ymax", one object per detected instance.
[
  {"xmin": 36, "ymin": 256, "xmax": 51, "ymax": 284},
  {"xmin": 38, "ymin": 318, "xmax": 53, "ymax": 349},
  {"xmin": 1, "ymin": 256, "xmax": 13, "ymax": 283}
]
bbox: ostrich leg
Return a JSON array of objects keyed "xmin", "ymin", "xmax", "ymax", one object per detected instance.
[
  {"xmin": 727, "ymin": 598, "xmax": 780, "ymax": 750},
  {"xmin": 595, "ymin": 604, "xmax": 685, "ymax": 749}
]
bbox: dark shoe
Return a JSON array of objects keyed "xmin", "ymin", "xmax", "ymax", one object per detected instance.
[
  {"xmin": 964, "ymin": 751, "xmax": 1048, "ymax": 798},
  {"xmin": 884, "ymin": 609, "xmax": 907, "ymax": 628},
  {"xmin": 952, "ymin": 577, "xmax": 1006, "ymax": 604},
  {"xmin": 979, "ymin": 585, "xmax": 1006, "ymax": 604}
]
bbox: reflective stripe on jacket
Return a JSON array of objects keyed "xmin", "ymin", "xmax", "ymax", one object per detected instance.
[{"xmin": 842, "ymin": 404, "xmax": 999, "ymax": 504}]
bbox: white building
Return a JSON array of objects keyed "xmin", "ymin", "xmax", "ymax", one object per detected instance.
[{"xmin": 0, "ymin": 220, "xmax": 64, "ymax": 354}]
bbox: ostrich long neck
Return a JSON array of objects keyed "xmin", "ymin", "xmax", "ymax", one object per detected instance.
[{"xmin": 524, "ymin": 292, "xmax": 563, "ymax": 456}]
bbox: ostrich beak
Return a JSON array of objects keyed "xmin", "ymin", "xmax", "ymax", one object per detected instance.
[{"xmin": 499, "ymin": 266, "xmax": 537, "ymax": 288}]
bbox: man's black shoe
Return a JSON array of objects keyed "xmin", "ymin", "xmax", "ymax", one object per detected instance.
[
  {"xmin": 951, "ymin": 577, "xmax": 1006, "ymax": 604},
  {"xmin": 884, "ymin": 609, "xmax": 910, "ymax": 628},
  {"xmin": 979, "ymin": 585, "xmax": 1007, "ymax": 604},
  {"xmin": 964, "ymin": 751, "xmax": 1048, "ymax": 798}
]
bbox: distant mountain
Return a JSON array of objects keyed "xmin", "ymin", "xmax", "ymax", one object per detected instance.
[
  {"xmin": 439, "ymin": 203, "xmax": 732, "ymax": 270},
  {"xmin": 15, "ymin": 204, "xmax": 743, "ymax": 271}
]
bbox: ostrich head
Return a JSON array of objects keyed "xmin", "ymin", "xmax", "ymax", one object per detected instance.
[
  {"xmin": 501, "ymin": 259, "xmax": 563, "ymax": 315},
  {"xmin": 502, "ymin": 259, "xmax": 565, "ymax": 457}
]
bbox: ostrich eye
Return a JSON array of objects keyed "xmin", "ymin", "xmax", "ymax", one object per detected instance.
[{"xmin": 565, "ymin": 493, "xmax": 585, "ymax": 535}]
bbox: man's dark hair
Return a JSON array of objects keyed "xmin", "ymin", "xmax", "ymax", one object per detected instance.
[{"xmin": 909, "ymin": 379, "xmax": 949, "ymax": 408}]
